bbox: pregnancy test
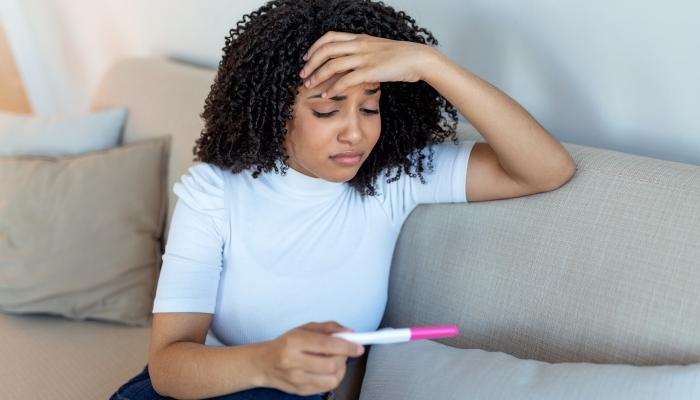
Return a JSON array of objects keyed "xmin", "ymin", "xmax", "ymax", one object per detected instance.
[{"xmin": 331, "ymin": 324, "xmax": 459, "ymax": 345}]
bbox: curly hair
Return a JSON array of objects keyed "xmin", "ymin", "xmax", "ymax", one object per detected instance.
[{"xmin": 194, "ymin": 0, "xmax": 460, "ymax": 196}]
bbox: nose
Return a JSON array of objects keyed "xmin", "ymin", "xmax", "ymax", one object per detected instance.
[{"xmin": 337, "ymin": 113, "xmax": 364, "ymax": 145}]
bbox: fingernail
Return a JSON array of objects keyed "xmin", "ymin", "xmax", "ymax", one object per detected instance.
[
  {"xmin": 299, "ymin": 68, "xmax": 305, "ymax": 77},
  {"xmin": 303, "ymin": 52, "xmax": 309, "ymax": 60},
  {"xmin": 321, "ymin": 91, "xmax": 327, "ymax": 98},
  {"xmin": 356, "ymin": 345, "xmax": 364, "ymax": 354}
]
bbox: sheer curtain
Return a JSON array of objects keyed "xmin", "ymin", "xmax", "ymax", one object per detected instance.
[{"xmin": 0, "ymin": 0, "xmax": 255, "ymax": 116}]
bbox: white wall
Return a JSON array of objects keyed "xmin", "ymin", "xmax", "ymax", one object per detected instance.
[
  {"xmin": 405, "ymin": 0, "xmax": 700, "ymax": 165},
  {"xmin": 1, "ymin": 0, "xmax": 698, "ymax": 165}
]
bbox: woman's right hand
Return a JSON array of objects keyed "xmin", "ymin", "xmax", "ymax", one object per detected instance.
[{"xmin": 256, "ymin": 321, "xmax": 365, "ymax": 396}]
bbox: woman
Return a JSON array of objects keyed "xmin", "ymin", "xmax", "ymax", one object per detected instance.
[{"xmin": 111, "ymin": 0, "xmax": 576, "ymax": 399}]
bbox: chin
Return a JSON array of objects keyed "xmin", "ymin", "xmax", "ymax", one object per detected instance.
[
  {"xmin": 326, "ymin": 169, "xmax": 358, "ymax": 183},
  {"xmin": 327, "ymin": 174, "xmax": 353, "ymax": 183}
]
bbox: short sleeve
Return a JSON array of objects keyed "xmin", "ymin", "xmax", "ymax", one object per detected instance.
[
  {"xmin": 374, "ymin": 140, "xmax": 476, "ymax": 230},
  {"xmin": 152, "ymin": 162, "xmax": 227, "ymax": 314}
]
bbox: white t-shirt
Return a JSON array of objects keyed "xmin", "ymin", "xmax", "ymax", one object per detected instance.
[{"xmin": 152, "ymin": 140, "xmax": 476, "ymax": 346}]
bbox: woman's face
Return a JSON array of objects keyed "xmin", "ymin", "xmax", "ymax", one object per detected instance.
[{"xmin": 283, "ymin": 71, "xmax": 382, "ymax": 182}]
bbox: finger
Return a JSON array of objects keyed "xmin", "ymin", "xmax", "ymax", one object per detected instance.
[
  {"xmin": 305, "ymin": 56, "xmax": 365, "ymax": 90},
  {"xmin": 311, "ymin": 345, "xmax": 364, "ymax": 359},
  {"xmin": 301, "ymin": 330, "xmax": 363, "ymax": 357},
  {"xmin": 296, "ymin": 353, "xmax": 346, "ymax": 375},
  {"xmin": 322, "ymin": 70, "xmax": 371, "ymax": 99},
  {"xmin": 293, "ymin": 368, "xmax": 343, "ymax": 394},
  {"xmin": 304, "ymin": 30, "xmax": 359, "ymax": 61},
  {"xmin": 301, "ymin": 40, "xmax": 361, "ymax": 79}
]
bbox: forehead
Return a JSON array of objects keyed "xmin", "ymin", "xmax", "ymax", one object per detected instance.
[{"xmin": 300, "ymin": 71, "xmax": 379, "ymax": 96}]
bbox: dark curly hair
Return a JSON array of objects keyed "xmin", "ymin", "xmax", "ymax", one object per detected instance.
[{"xmin": 194, "ymin": 0, "xmax": 460, "ymax": 196}]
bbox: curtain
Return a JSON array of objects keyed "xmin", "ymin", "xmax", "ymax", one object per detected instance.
[{"xmin": 0, "ymin": 0, "xmax": 251, "ymax": 116}]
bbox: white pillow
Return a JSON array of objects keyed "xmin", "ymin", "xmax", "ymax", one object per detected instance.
[
  {"xmin": 360, "ymin": 338, "xmax": 700, "ymax": 400},
  {"xmin": 0, "ymin": 107, "xmax": 127, "ymax": 156}
]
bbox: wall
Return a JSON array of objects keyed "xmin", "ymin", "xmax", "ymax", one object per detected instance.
[{"xmin": 1, "ymin": 0, "xmax": 697, "ymax": 164}]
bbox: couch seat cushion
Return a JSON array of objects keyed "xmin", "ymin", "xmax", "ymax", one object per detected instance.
[{"xmin": 0, "ymin": 312, "xmax": 151, "ymax": 399}]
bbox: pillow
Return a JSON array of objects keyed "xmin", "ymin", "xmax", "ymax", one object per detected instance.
[
  {"xmin": 0, "ymin": 107, "xmax": 127, "ymax": 157},
  {"xmin": 0, "ymin": 137, "xmax": 168, "ymax": 326},
  {"xmin": 359, "ymin": 338, "xmax": 700, "ymax": 400}
]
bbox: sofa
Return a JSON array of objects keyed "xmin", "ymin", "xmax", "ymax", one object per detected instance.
[{"xmin": 1, "ymin": 56, "xmax": 698, "ymax": 399}]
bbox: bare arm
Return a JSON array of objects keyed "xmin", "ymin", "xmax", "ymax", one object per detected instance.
[
  {"xmin": 420, "ymin": 48, "xmax": 576, "ymax": 189},
  {"xmin": 148, "ymin": 312, "xmax": 269, "ymax": 399}
]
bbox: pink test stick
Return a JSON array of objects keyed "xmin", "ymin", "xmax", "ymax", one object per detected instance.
[{"xmin": 410, "ymin": 324, "xmax": 459, "ymax": 340}]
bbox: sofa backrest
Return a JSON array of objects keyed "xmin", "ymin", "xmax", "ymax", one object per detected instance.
[
  {"xmin": 89, "ymin": 57, "xmax": 216, "ymax": 247},
  {"xmin": 382, "ymin": 135, "xmax": 700, "ymax": 366}
]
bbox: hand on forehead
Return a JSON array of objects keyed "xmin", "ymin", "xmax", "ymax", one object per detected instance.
[
  {"xmin": 298, "ymin": 31, "xmax": 426, "ymax": 99},
  {"xmin": 301, "ymin": 70, "xmax": 351, "ymax": 92}
]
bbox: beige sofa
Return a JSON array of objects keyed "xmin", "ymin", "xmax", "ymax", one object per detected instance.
[{"xmin": 1, "ymin": 57, "xmax": 698, "ymax": 399}]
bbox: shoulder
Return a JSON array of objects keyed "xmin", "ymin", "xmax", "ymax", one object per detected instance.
[
  {"xmin": 185, "ymin": 162, "xmax": 227, "ymax": 180},
  {"xmin": 178, "ymin": 162, "xmax": 229, "ymax": 190},
  {"xmin": 174, "ymin": 162, "xmax": 228, "ymax": 212}
]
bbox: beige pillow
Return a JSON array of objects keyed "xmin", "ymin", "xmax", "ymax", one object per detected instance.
[{"xmin": 0, "ymin": 137, "xmax": 169, "ymax": 326}]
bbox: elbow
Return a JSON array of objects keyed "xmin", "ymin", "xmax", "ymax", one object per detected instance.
[
  {"xmin": 560, "ymin": 159, "xmax": 577, "ymax": 184},
  {"xmin": 148, "ymin": 359, "xmax": 175, "ymax": 398},
  {"xmin": 148, "ymin": 364, "xmax": 168, "ymax": 397},
  {"xmin": 542, "ymin": 160, "xmax": 577, "ymax": 191},
  {"xmin": 518, "ymin": 148, "xmax": 577, "ymax": 193}
]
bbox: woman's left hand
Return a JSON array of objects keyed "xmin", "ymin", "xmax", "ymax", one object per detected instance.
[{"xmin": 299, "ymin": 31, "xmax": 438, "ymax": 98}]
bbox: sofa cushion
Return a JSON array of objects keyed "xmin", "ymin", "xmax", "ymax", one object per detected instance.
[
  {"xmin": 0, "ymin": 312, "xmax": 150, "ymax": 399},
  {"xmin": 89, "ymin": 57, "xmax": 216, "ymax": 241},
  {"xmin": 0, "ymin": 138, "xmax": 168, "ymax": 326},
  {"xmin": 382, "ymin": 138, "xmax": 700, "ymax": 365},
  {"xmin": 0, "ymin": 107, "xmax": 127, "ymax": 157},
  {"xmin": 359, "ymin": 338, "xmax": 700, "ymax": 400}
]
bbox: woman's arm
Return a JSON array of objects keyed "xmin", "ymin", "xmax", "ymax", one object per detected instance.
[
  {"xmin": 149, "ymin": 312, "xmax": 268, "ymax": 399},
  {"xmin": 419, "ymin": 48, "xmax": 576, "ymax": 189}
]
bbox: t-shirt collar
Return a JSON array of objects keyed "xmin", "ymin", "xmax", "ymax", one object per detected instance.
[{"xmin": 267, "ymin": 158, "xmax": 346, "ymax": 197}]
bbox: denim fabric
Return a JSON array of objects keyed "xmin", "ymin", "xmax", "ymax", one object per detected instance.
[{"xmin": 110, "ymin": 364, "xmax": 335, "ymax": 400}]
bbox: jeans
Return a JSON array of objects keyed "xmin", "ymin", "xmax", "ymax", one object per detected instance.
[{"xmin": 110, "ymin": 364, "xmax": 335, "ymax": 400}]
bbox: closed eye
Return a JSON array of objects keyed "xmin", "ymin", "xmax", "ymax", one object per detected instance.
[{"xmin": 313, "ymin": 109, "xmax": 380, "ymax": 118}]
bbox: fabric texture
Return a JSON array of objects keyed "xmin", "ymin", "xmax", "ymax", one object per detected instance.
[
  {"xmin": 0, "ymin": 137, "xmax": 168, "ymax": 325},
  {"xmin": 0, "ymin": 312, "xmax": 150, "ymax": 400},
  {"xmin": 359, "ymin": 338, "xmax": 700, "ymax": 400},
  {"xmin": 381, "ymin": 137, "xmax": 700, "ymax": 366},
  {"xmin": 0, "ymin": 107, "xmax": 127, "ymax": 156},
  {"xmin": 151, "ymin": 140, "xmax": 476, "ymax": 347}
]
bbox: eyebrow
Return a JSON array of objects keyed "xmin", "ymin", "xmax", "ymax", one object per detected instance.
[{"xmin": 306, "ymin": 86, "xmax": 381, "ymax": 101}]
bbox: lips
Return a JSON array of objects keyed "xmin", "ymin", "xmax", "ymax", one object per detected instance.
[
  {"xmin": 330, "ymin": 151, "xmax": 364, "ymax": 158},
  {"xmin": 330, "ymin": 151, "xmax": 363, "ymax": 166}
]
